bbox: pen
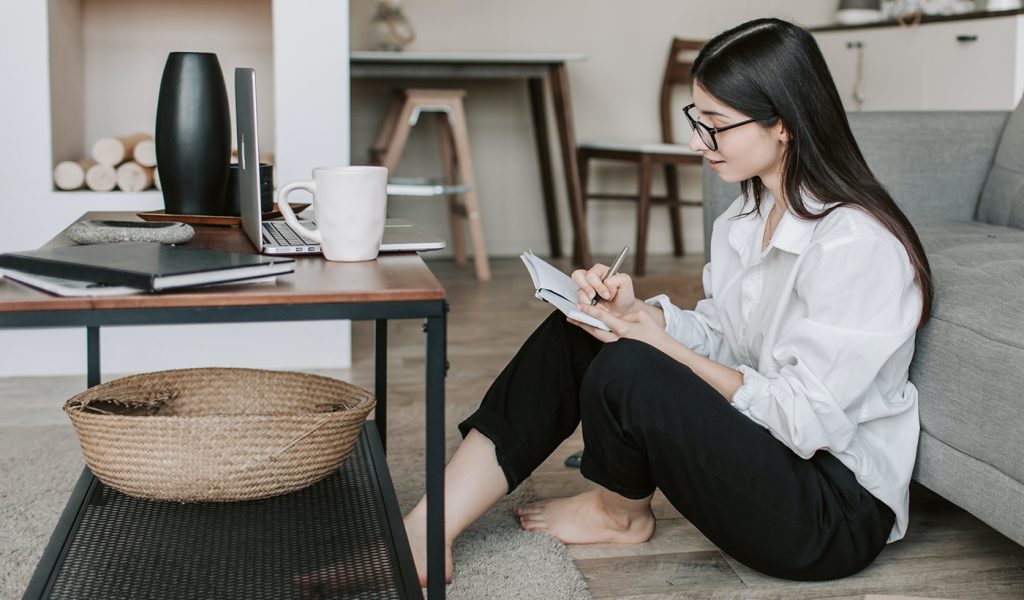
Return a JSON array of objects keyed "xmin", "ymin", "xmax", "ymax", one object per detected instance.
[{"xmin": 591, "ymin": 246, "xmax": 629, "ymax": 305}]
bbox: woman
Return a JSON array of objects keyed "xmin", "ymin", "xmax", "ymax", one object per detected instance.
[{"xmin": 403, "ymin": 17, "xmax": 932, "ymax": 584}]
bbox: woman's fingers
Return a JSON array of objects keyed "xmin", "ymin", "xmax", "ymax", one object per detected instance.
[
  {"xmin": 566, "ymin": 316, "xmax": 619, "ymax": 343},
  {"xmin": 572, "ymin": 264, "xmax": 610, "ymax": 302},
  {"xmin": 571, "ymin": 266, "xmax": 600, "ymax": 300},
  {"xmin": 578, "ymin": 303, "xmax": 627, "ymax": 335},
  {"xmin": 604, "ymin": 272, "xmax": 632, "ymax": 294},
  {"xmin": 584, "ymin": 269, "xmax": 613, "ymax": 301}
]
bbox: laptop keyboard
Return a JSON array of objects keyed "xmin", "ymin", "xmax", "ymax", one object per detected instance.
[{"xmin": 263, "ymin": 221, "xmax": 314, "ymax": 248}]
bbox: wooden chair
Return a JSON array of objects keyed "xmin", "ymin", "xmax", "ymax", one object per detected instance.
[
  {"xmin": 577, "ymin": 39, "xmax": 705, "ymax": 276},
  {"xmin": 371, "ymin": 88, "xmax": 491, "ymax": 281}
]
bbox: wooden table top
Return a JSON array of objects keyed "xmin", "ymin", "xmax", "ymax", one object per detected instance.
[
  {"xmin": 0, "ymin": 212, "xmax": 446, "ymax": 313},
  {"xmin": 350, "ymin": 51, "xmax": 587, "ymax": 64}
]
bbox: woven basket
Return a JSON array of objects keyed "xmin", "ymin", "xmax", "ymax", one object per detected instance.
[{"xmin": 63, "ymin": 368, "xmax": 376, "ymax": 502}]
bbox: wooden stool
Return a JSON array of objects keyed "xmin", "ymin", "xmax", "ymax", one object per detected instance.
[{"xmin": 371, "ymin": 88, "xmax": 491, "ymax": 281}]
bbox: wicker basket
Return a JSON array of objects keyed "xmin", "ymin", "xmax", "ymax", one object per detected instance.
[{"xmin": 63, "ymin": 368, "xmax": 376, "ymax": 502}]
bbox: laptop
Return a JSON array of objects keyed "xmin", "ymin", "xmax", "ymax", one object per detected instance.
[{"xmin": 234, "ymin": 67, "xmax": 447, "ymax": 255}]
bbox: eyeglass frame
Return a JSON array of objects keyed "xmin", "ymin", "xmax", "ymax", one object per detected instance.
[{"xmin": 682, "ymin": 103, "xmax": 765, "ymax": 151}]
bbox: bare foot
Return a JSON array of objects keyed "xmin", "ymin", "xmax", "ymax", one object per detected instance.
[
  {"xmin": 403, "ymin": 506, "xmax": 454, "ymax": 586},
  {"xmin": 514, "ymin": 489, "xmax": 655, "ymax": 545}
]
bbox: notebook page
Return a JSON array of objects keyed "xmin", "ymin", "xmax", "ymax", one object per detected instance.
[
  {"xmin": 521, "ymin": 251, "xmax": 610, "ymax": 331},
  {"xmin": 520, "ymin": 250, "xmax": 579, "ymax": 302}
]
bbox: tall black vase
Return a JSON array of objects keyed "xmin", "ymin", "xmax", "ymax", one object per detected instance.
[{"xmin": 155, "ymin": 52, "xmax": 231, "ymax": 215}]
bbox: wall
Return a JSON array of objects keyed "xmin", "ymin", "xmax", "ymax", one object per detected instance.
[
  {"xmin": 349, "ymin": 1, "xmax": 837, "ymax": 259},
  {"xmin": 79, "ymin": 0, "xmax": 277, "ymax": 160}
]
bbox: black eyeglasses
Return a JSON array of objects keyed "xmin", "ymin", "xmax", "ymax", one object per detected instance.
[{"xmin": 683, "ymin": 103, "xmax": 762, "ymax": 151}]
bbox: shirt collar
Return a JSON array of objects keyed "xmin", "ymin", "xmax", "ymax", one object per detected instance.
[{"xmin": 728, "ymin": 190, "xmax": 827, "ymax": 259}]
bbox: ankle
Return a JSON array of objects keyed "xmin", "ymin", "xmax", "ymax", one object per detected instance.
[
  {"xmin": 404, "ymin": 506, "xmax": 457, "ymax": 550},
  {"xmin": 594, "ymin": 491, "xmax": 653, "ymax": 531},
  {"xmin": 404, "ymin": 503, "xmax": 427, "ymax": 531}
]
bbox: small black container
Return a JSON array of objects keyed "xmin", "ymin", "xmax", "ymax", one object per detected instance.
[
  {"xmin": 155, "ymin": 52, "xmax": 232, "ymax": 216},
  {"xmin": 226, "ymin": 163, "xmax": 275, "ymax": 216}
]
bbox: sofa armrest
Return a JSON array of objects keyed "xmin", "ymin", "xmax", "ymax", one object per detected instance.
[{"xmin": 702, "ymin": 110, "xmax": 1009, "ymax": 260}]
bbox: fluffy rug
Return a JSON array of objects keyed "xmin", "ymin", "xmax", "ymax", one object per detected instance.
[{"xmin": 0, "ymin": 419, "xmax": 589, "ymax": 600}]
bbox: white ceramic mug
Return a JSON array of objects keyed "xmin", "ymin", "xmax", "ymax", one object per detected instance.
[{"xmin": 276, "ymin": 166, "xmax": 388, "ymax": 262}]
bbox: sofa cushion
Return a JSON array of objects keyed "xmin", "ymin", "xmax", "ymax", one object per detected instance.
[
  {"xmin": 848, "ymin": 111, "xmax": 1006, "ymax": 224},
  {"xmin": 978, "ymin": 97, "xmax": 1024, "ymax": 229},
  {"xmin": 912, "ymin": 220, "xmax": 1024, "ymax": 485}
]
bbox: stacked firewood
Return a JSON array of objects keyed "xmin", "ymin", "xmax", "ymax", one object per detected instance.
[{"xmin": 53, "ymin": 133, "xmax": 160, "ymax": 192}]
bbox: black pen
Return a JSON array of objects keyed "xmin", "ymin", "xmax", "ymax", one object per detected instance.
[{"xmin": 591, "ymin": 246, "xmax": 629, "ymax": 305}]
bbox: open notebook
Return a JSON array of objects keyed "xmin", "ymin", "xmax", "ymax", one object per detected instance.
[{"xmin": 520, "ymin": 250, "xmax": 610, "ymax": 331}]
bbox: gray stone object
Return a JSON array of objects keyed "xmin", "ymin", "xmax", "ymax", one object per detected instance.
[{"xmin": 66, "ymin": 220, "xmax": 195, "ymax": 245}]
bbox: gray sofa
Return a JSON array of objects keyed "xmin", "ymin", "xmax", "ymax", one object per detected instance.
[{"xmin": 701, "ymin": 103, "xmax": 1024, "ymax": 547}]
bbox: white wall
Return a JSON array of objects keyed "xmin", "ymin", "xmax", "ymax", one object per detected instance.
[
  {"xmin": 0, "ymin": 0, "xmax": 352, "ymax": 378},
  {"xmin": 349, "ymin": 1, "xmax": 837, "ymax": 258},
  {"xmin": 79, "ymin": 0, "xmax": 277, "ymax": 160}
]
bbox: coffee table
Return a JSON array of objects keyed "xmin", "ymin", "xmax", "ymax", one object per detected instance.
[{"xmin": 1, "ymin": 213, "xmax": 449, "ymax": 598}]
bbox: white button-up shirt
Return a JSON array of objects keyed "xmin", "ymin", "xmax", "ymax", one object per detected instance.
[{"xmin": 646, "ymin": 191, "xmax": 922, "ymax": 542}]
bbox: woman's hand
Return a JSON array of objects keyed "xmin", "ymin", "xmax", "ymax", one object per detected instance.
[
  {"xmin": 570, "ymin": 263, "xmax": 637, "ymax": 316},
  {"xmin": 568, "ymin": 302, "xmax": 672, "ymax": 350}
]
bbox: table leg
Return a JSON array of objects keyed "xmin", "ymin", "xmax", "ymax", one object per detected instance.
[
  {"xmin": 528, "ymin": 77, "xmax": 563, "ymax": 259},
  {"xmin": 549, "ymin": 63, "xmax": 592, "ymax": 267},
  {"xmin": 425, "ymin": 308, "xmax": 447, "ymax": 599},
  {"xmin": 86, "ymin": 327, "xmax": 100, "ymax": 388},
  {"xmin": 375, "ymin": 319, "xmax": 388, "ymax": 451}
]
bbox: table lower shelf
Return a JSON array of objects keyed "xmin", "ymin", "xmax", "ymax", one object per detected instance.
[{"xmin": 25, "ymin": 422, "xmax": 421, "ymax": 599}]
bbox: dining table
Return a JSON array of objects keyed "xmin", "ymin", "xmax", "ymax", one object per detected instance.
[{"xmin": 350, "ymin": 51, "xmax": 594, "ymax": 266}]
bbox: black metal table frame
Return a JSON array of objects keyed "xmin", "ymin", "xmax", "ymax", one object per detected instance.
[{"xmin": 3, "ymin": 298, "xmax": 448, "ymax": 599}]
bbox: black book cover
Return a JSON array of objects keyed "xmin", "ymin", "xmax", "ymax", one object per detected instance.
[{"xmin": 0, "ymin": 242, "xmax": 295, "ymax": 291}]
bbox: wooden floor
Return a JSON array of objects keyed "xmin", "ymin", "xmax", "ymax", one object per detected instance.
[{"xmin": 6, "ymin": 254, "xmax": 1024, "ymax": 599}]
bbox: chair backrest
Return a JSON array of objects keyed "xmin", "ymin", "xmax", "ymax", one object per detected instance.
[{"xmin": 659, "ymin": 38, "xmax": 704, "ymax": 145}]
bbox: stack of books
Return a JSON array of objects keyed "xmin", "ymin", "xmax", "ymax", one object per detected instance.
[{"xmin": 0, "ymin": 242, "xmax": 295, "ymax": 297}]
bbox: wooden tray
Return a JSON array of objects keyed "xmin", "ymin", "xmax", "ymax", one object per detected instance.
[{"xmin": 137, "ymin": 203, "xmax": 310, "ymax": 227}]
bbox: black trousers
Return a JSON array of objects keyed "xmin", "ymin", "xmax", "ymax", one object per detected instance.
[{"xmin": 458, "ymin": 311, "xmax": 895, "ymax": 581}]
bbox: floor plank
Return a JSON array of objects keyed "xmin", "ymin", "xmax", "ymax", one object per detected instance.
[{"xmin": 577, "ymin": 550, "xmax": 745, "ymax": 598}]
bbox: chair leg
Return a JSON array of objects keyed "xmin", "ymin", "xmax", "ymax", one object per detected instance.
[
  {"xmin": 378, "ymin": 96, "xmax": 418, "ymax": 173},
  {"xmin": 635, "ymin": 157, "xmax": 653, "ymax": 277},
  {"xmin": 664, "ymin": 163, "xmax": 684, "ymax": 256},
  {"xmin": 449, "ymin": 98, "xmax": 491, "ymax": 282},
  {"xmin": 578, "ymin": 149, "xmax": 591, "ymax": 222},
  {"xmin": 436, "ymin": 113, "xmax": 467, "ymax": 267},
  {"xmin": 371, "ymin": 95, "xmax": 405, "ymax": 165}
]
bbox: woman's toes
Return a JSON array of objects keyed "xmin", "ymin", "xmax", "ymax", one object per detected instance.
[{"xmin": 515, "ymin": 502, "xmax": 546, "ymax": 516}]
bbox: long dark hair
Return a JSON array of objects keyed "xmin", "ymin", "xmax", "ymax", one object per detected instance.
[{"xmin": 691, "ymin": 18, "xmax": 933, "ymax": 329}]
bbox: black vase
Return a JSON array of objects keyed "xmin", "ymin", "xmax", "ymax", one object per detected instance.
[{"xmin": 155, "ymin": 52, "xmax": 231, "ymax": 215}]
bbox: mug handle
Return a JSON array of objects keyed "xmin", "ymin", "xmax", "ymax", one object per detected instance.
[{"xmin": 276, "ymin": 180, "xmax": 321, "ymax": 243}]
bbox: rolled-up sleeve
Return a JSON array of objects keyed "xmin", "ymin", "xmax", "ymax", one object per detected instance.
[
  {"xmin": 645, "ymin": 263, "xmax": 729, "ymax": 363},
  {"xmin": 731, "ymin": 236, "xmax": 922, "ymax": 459}
]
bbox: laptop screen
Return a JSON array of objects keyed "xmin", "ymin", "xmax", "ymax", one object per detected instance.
[{"xmin": 234, "ymin": 67, "xmax": 264, "ymax": 250}]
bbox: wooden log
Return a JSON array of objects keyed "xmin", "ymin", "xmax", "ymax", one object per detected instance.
[
  {"xmin": 133, "ymin": 138, "xmax": 156, "ymax": 167},
  {"xmin": 115, "ymin": 161, "xmax": 155, "ymax": 192},
  {"xmin": 84, "ymin": 163, "xmax": 117, "ymax": 192},
  {"xmin": 153, "ymin": 166, "xmax": 162, "ymax": 191},
  {"xmin": 91, "ymin": 133, "xmax": 152, "ymax": 167},
  {"xmin": 53, "ymin": 159, "xmax": 97, "ymax": 191}
]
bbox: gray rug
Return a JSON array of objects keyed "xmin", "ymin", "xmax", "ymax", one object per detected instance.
[{"xmin": 0, "ymin": 418, "xmax": 589, "ymax": 600}]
